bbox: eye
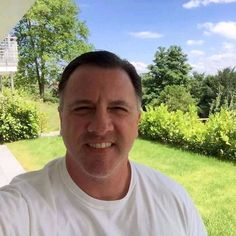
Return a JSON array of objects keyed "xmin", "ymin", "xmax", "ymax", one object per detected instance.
[
  {"xmin": 110, "ymin": 106, "xmax": 128, "ymax": 113},
  {"xmin": 73, "ymin": 106, "xmax": 94, "ymax": 114}
]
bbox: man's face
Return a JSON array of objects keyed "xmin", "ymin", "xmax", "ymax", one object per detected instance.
[{"xmin": 59, "ymin": 65, "xmax": 140, "ymax": 179}]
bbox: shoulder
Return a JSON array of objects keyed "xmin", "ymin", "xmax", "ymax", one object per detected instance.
[
  {"xmin": 10, "ymin": 157, "xmax": 63, "ymax": 186},
  {"xmin": 131, "ymin": 161, "xmax": 187, "ymax": 198},
  {"xmin": 131, "ymin": 161, "xmax": 207, "ymax": 236},
  {"xmin": 0, "ymin": 183, "xmax": 30, "ymax": 234},
  {"xmin": 1, "ymin": 157, "xmax": 64, "ymax": 201},
  {"xmin": 0, "ymin": 158, "xmax": 63, "ymax": 229},
  {"xmin": 131, "ymin": 161, "xmax": 194, "ymax": 221},
  {"xmin": 0, "ymin": 158, "xmax": 63, "ymax": 235}
]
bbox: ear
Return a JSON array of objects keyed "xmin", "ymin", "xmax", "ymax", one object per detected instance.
[
  {"xmin": 135, "ymin": 111, "xmax": 141, "ymax": 138},
  {"xmin": 137, "ymin": 111, "xmax": 141, "ymax": 124},
  {"xmin": 58, "ymin": 106, "xmax": 63, "ymax": 134},
  {"xmin": 58, "ymin": 106, "xmax": 62, "ymax": 120}
]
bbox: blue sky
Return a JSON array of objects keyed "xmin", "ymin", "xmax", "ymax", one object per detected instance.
[{"xmin": 76, "ymin": 0, "xmax": 236, "ymax": 75}]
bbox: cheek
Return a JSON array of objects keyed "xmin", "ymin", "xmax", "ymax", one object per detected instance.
[
  {"xmin": 130, "ymin": 124, "xmax": 139, "ymax": 139},
  {"xmin": 61, "ymin": 115, "xmax": 88, "ymax": 135},
  {"xmin": 119, "ymin": 119, "xmax": 139, "ymax": 140}
]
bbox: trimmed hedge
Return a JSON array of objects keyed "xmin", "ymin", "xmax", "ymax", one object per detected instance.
[
  {"xmin": 139, "ymin": 104, "xmax": 236, "ymax": 161},
  {"xmin": 0, "ymin": 90, "xmax": 41, "ymax": 143}
]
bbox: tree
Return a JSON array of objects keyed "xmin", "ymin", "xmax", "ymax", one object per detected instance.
[
  {"xmin": 189, "ymin": 72, "xmax": 218, "ymax": 118},
  {"xmin": 142, "ymin": 45, "xmax": 191, "ymax": 107},
  {"xmin": 189, "ymin": 68, "xmax": 236, "ymax": 117},
  {"xmin": 155, "ymin": 85, "xmax": 196, "ymax": 112},
  {"xmin": 210, "ymin": 67, "xmax": 236, "ymax": 113},
  {"xmin": 14, "ymin": 0, "xmax": 92, "ymax": 99}
]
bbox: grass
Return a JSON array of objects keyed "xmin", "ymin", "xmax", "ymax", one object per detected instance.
[
  {"xmin": 7, "ymin": 136, "xmax": 65, "ymax": 171},
  {"xmin": 7, "ymin": 137, "xmax": 236, "ymax": 236},
  {"xmin": 37, "ymin": 102, "xmax": 60, "ymax": 132}
]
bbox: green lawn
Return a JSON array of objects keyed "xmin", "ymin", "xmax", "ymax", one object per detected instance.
[
  {"xmin": 7, "ymin": 137, "xmax": 236, "ymax": 236},
  {"xmin": 7, "ymin": 136, "xmax": 65, "ymax": 171},
  {"xmin": 37, "ymin": 102, "xmax": 60, "ymax": 132}
]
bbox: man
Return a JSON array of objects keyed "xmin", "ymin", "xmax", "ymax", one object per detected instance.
[{"xmin": 0, "ymin": 51, "xmax": 207, "ymax": 235}]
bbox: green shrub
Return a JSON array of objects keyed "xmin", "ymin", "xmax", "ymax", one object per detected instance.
[
  {"xmin": 43, "ymin": 90, "xmax": 59, "ymax": 103},
  {"xmin": 0, "ymin": 89, "xmax": 42, "ymax": 143},
  {"xmin": 139, "ymin": 104, "xmax": 236, "ymax": 161},
  {"xmin": 139, "ymin": 105, "xmax": 171, "ymax": 141},
  {"xmin": 203, "ymin": 109, "xmax": 236, "ymax": 160}
]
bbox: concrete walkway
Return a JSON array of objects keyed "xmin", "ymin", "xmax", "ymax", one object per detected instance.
[
  {"xmin": 0, "ymin": 145, "xmax": 25, "ymax": 187},
  {"xmin": 40, "ymin": 130, "xmax": 60, "ymax": 137}
]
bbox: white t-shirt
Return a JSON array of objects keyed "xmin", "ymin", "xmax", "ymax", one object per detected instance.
[{"xmin": 0, "ymin": 157, "xmax": 207, "ymax": 236}]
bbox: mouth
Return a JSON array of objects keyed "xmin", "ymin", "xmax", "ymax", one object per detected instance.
[{"xmin": 87, "ymin": 142, "xmax": 113, "ymax": 149}]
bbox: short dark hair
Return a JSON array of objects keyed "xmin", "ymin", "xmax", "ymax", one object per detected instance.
[{"xmin": 58, "ymin": 50, "xmax": 142, "ymax": 104}]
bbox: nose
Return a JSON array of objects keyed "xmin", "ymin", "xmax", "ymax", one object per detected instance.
[{"xmin": 87, "ymin": 108, "xmax": 114, "ymax": 135}]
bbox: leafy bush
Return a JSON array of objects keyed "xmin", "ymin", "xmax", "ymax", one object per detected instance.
[
  {"xmin": 154, "ymin": 85, "xmax": 197, "ymax": 112},
  {"xmin": 203, "ymin": 109, "xmax": 236, "ymax": 160},
  {"xmin": 139, "ymin": 104, "xmax": 236, "ymax": 161},
  {"xmin": 43, "ymin": 89, "xmax": 59, "ymax": 103},
  {"xmin": 0, "ymin": 89, "xmax": 42, "ymax": 143}
]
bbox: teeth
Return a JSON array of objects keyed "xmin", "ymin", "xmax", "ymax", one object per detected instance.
[{"xmin": 89, "ymin": 143, "xmax": 112, "ymax": 149}]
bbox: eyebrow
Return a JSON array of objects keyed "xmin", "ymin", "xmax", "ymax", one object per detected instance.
[
  {"xmin": 67, "ymin": 99, "xmax": 131, "ymax": 108},
  {"xmin": 67, "ymin": 100, "xmax": 93, "ymax": 108},
  {"xmin": 109, "ymin": 100, "xmax": 131, "ymax": 109}
]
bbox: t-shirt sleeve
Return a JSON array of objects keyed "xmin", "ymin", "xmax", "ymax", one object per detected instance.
[
  {"xmin": 0, "ymin": 186, "xmax": 29, "ymax": 236},
  {"xmin": 184, "ymin": 191, "xmax": 208, "ymax": 236}
]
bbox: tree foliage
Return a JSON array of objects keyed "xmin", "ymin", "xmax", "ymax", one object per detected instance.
[
  {"xmin": 210, "ymin": 67, "xmax": 236, "ymax": 113},
  {"xmin": 14, "ymin": 0, "xmax": 92, "ymax": 98},
  {"xmin": 190, "ymin": 68, "xmax": 236, "ymax": 117},
  {"xmin": 189, "ymin": 72, "xmax": 218, "ymax": 118},
  {"xmin": 156, "ymin": 85, "xmax": 196, "ymax": 112},
  {"xmin": 142, "ymin": 45, "xmax": 191, "ymax": 107}
]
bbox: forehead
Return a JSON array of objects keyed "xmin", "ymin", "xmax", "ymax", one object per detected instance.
[{"xmin": 63, "ymin": 65, "xmax": 137, "ymax": 102}]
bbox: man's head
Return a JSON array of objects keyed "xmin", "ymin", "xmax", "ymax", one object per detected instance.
[
  {"xmin": 58, "ymin": 51, "xmax": 142, "ymax": 180},
  {"xmin": 58, "ymin": 50, "xmax": 142, "ymax": 108}
]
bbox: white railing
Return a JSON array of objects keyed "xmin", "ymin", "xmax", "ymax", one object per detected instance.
[{"xmin": 0, "ymin": 35, "xmax": 18, "ymax": 75}]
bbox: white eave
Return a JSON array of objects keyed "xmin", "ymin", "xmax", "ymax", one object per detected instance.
[{"xmin": 0, "ymin": 0, "xmax": 36, "ymax": 41}]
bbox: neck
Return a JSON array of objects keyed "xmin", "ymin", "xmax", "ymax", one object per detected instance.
[{"xmin": 66, "ymin": 157, "xmax": 131, "ymax": 200}]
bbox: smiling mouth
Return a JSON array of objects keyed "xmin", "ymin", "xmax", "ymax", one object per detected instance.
[{"xmin": 88, "ymin": 143, "xmax": 113, "ymax": 149}]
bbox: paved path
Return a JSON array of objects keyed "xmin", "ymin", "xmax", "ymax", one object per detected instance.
[
  {"xmin": 0, "ymin": 145, "xmax": 25, "ymax": 187},
  {"xmin": 0, "ymin": 132, "xmax": 60, "ymax": 187},
  {"xmin": 40, "ymin": 130, "xmax": 60, "ymax": 137}
]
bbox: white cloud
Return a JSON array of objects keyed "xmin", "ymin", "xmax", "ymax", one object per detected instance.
[
  {"xmin": 190, "ymin": 43, "xmax": 236, "ymax": 74},
  {"xmin": 183, "ymin": 0, "xmax": 202, "ymax": 8},
  {"xmin": 187, "ymin": 39, "xmax": 204, "ymax": 46},
  {"xmin": 129, "ymin": 31, "xmax": 163, "ymax": 39},
  {"xmin": 131, "ymin": 61, "xmax": 149, "ymax": 74},
  {"xmin": 208, "ymin": 51, "xmax": 236, "ymax": 71},
  {"xmin": 190, "ymin": 50, "xmax": 205, "ymax": 56},
  {"xmin": 183, "ymin": 0, "xmax": 236, "ymax": 9},
  {"xmin": 222, "ymin": 42, "xmax": 235, "ymax": 50},
  {"xmin": 199, "ymin": 21, "xmax": 236, "ymax": 40}
]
